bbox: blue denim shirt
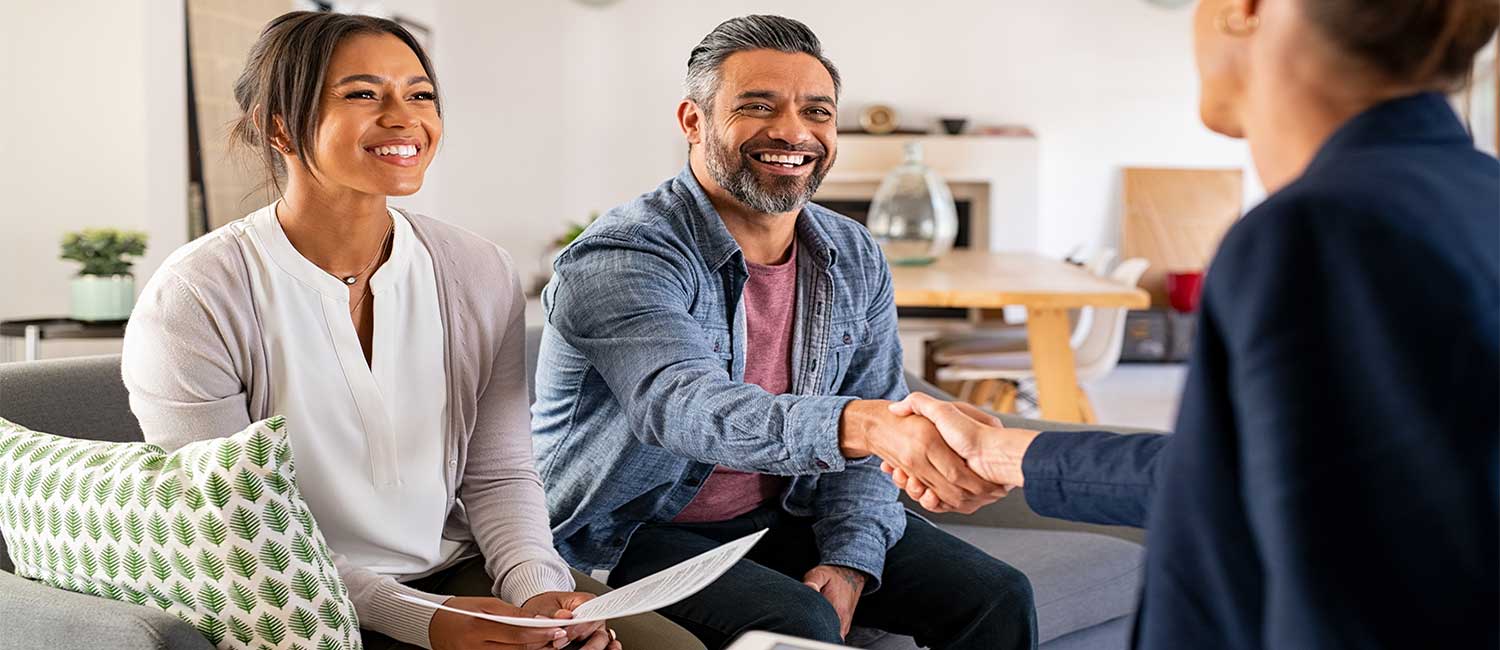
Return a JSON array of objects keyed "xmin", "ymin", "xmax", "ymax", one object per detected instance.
[{"xmin": 532, "ymin": 166, "xmax": 907, "ymax": 588}]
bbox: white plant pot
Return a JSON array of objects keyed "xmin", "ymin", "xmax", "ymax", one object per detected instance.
[{"xmin": 70, "ymin": 274, "xmax": 135, "ymax": 321}]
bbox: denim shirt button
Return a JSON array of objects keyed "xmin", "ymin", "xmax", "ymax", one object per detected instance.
[
  {"xmin": 842, "ymin": 333, "xmax": 852, "ymax": 345},
  {"xmin": 713, "ymin": 342, "xmax": 720, "ymax": 352},
  {"xmin": 815, "ymin": 459, "xmax": 830, "ymax": 470}
]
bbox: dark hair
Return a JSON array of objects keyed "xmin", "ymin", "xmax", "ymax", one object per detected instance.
[
  {"xmin": 230, "ymin": 11, "xmax": 440, "ymax": 192},
  {"xmin": 1303, "ymin": 0, "xmax": 1499, "ymax": 91},
  {"xmin": 685, "ymin": 15, "xmax": 841, "ymax": 112}
]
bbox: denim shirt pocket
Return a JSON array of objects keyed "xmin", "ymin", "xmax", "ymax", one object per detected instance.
[{"xmin": 824, "ymin": 319, "xmax": 871, "ymax": 393}]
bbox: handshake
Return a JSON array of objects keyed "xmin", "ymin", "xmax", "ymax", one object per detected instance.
[{"xmin": 840, "ymin": 393, "xmax": 1043, "ymax": 514}]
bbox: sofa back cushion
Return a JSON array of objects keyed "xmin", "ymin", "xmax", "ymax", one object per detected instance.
[{"xmin": 0, "ymin": 355, "xmax": 142, "ymax": 443}]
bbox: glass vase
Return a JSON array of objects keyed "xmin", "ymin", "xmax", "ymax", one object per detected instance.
[{"xmin": 866, "ymin": 142, "xmax": 958, "ymax": 265}]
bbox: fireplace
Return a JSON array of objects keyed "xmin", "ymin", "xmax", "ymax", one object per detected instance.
[
  {"xmin": 815, "ymin": 133, "xmax": 1039, "ymax": 253},
  {"xmin": 817, "ymin": 197, "xmax": 977, "ymax": 319},
  {"xmin": 817, "ymin": 198, "xmax": 977, "ymax": 250}
]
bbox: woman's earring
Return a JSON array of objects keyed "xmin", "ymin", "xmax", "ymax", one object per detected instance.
[{"xmin": 1215, "ymin": 6, "xmax": 1260, "ymax": 36}]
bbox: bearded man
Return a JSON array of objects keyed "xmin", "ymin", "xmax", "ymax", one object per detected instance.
[{"xmin": 531, "ymin": 15, "xmax": 1035, "ymax": 650}]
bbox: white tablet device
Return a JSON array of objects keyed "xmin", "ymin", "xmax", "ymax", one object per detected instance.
[{"xmin": 724, "ymin": 631, "xmax": 851, "ymax": 650}]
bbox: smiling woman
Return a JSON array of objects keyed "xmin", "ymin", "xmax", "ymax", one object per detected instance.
[
  {"xmin": 117, "ymin": 10, "xmax": 684, "ymax": 650},
  {"xmin": 230, "ymin": 12, "xmax": 442, "ymax": 201}
]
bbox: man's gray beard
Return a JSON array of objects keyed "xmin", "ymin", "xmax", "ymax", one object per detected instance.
[{"xmin": 704, "ymin": 131, "xmax": 827, "ymax": 215}]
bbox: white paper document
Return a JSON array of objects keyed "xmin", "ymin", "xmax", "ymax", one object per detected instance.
[{"xmin": 396, "ymin": 528, "xmax": 768, "ymax": 628}]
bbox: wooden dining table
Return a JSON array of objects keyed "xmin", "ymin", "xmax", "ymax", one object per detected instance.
[{"xmin": 890, "ymin": 250, "xmax": 1151, "ymax": 423}]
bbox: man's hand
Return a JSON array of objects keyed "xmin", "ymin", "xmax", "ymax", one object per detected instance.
[
  {"xmin": 522, "ymin": 591, "xmax": 621, "ymax": 650},
  {"xmin": 840, "ymin": 399, "xmax": 1007, "ymax": 514},
  {"xmin": 429, "ymin": 596, "xmax": 569, "ymax": 650},
  {"xmin": 882, "ymin": 393, "xmax": 1041, "ymax": 512},
  {"xmin": 802, "ymin": 565, "xmax": 867, "ymax": 639}
]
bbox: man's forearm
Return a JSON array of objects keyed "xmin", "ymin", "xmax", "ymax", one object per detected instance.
[{"xmin": 837, "ymin": 399, "xmax": 890, "ymax": 458}]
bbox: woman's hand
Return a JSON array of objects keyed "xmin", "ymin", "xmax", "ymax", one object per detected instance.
[
  {"xmin": 523, "ymin": 591, "xmax": 622, "ymax": 650},
  {"xmin": 429, "ymin": 596, "xmax": 568, "ymax": 650}
]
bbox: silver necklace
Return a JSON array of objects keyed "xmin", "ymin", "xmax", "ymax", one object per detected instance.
[
  {"xmin": 348, "ymin": 227, "xmax": 393, "ymax": 317},
  {"xmin": 340, "ymin": 221, "xmax": 394, "ymax": 285}
]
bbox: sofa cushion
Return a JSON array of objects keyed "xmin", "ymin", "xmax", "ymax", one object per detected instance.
[
  {"xmin": 855, "ymin": 526, "xmax": 1140, "ymax": 649},
  {"xmin": 938, "ymin": 525, "xmax": 1142, "ymax": 642},
  {"xmin": 1, "ymin": 569, "xmax": 215, "ymax": 649},
  {"xmin": 0, "ymin": 416, "xmax": 363, "ymax": 650},
  {"xmin": 0, "ymin": 354, "xmax": 143, "ymax": 444}
]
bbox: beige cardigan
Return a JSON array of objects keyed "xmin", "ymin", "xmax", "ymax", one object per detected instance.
[{"xmin": 121, "ymin": 209, "xmax": 574, "ymax": 648}]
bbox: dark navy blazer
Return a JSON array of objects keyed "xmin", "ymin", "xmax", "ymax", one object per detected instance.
[{"xmin": 1023, "ymin": 93, "xmax": 1499, "ymax": 648}]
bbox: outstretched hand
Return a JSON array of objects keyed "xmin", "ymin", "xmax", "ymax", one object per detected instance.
[
  {"xmin": 882, "ymin": 393, "xmax": 1040, "ymax": 513},
  {"xmin": 841, "ymin": 400, "xmax": 1008, "ymax": 514}
]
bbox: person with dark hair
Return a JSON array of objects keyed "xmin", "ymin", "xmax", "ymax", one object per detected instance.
[
  {"xmin": 120, "ymin": 11, "xmax": 698, "ymax": 650},
  {"xmin": 532, "ymin": 14, "xmax": 1034, "ymax": 650},
  {"xmin": 883, "ymin": 0, "xmax": 1500, "ymax": 648}
]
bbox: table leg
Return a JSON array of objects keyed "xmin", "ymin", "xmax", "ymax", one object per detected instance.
[
  {"xmin": 1026, "ymin": 308, "xmax": 1084, "ymax": 422},
  {"xmin": 0, "ymin": 337, "xmax": 12, "ymax": 363},
  {"xmin": 24, "ymin": 325, "xmax": 41, "ymax": 362}
]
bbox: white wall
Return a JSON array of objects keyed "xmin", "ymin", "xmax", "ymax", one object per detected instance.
[
  {"xmin": 0, "ymin": 0, "xmax": 188, "ymax": 357},
  {"xmin": 426, "ymin": 0, "xmax": 1260, "ymax": 286},
  {"xmin": 0, "ymin": 0, "xmax": 1259, "ymax": 357}
]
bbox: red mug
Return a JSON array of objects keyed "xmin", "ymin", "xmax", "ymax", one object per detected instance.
[{"xmin": 1166, "ymin": 270, "xmax": 1204, "ymax": 313}]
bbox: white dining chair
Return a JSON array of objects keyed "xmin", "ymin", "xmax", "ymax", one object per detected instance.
[{"xmin": 936, "ymin": 258, "xmax": 1150, "ymax": 422}]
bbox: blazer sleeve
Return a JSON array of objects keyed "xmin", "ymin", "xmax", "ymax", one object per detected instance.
[{"xmin": 1021, "ymin": 430, "xmax": 1169, "ymax": 528}]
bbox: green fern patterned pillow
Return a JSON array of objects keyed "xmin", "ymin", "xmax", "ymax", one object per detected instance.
[{"xmin": 0, "ymin": 416, "xmax": 362, "ymax": 650}]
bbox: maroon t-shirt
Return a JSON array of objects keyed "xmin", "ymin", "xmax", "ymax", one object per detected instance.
[{"xmin": 674, "ymin": 244, "xmax": 797, "ymax": 523}]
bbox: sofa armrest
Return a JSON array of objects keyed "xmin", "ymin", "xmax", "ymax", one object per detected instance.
[
  {"xmin": 0, "ymin": 571, "xmax": 214, "ymax": 650},
  {"xmin": 900, "ymin": 372, "xmax": 1152, "ymax": 544}
]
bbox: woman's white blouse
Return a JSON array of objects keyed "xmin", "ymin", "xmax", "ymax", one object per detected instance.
[{"xmin": 242, "ymin": 203, "xmax": 464, "ymax": 578}]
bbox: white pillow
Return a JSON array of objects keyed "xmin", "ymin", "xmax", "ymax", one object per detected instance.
[{"xmin": 0, "ymin": 416, "xmax": 363, "ymax": 650}]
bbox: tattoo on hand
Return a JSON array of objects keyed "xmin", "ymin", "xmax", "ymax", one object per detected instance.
[{"xmin": 833, "ymin": 567, "xmax": 863, "ymax": 591}]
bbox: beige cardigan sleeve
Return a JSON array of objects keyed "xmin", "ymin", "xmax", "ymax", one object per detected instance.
[
  {"xmin": 122, "ymin": 269, "xmax": 255, "ymax": 447},
  {"xmin": 459, "ymin": 249, "xmax": 576, "ymax": 607},
  {"xmin": 122, "ymin": 264, "xmax": 453, "ymax": 648}
]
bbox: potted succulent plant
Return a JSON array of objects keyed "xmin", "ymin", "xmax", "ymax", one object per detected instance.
[{"xmin": 59, "ymin": 228, "xmax": 148, "ymax": 321}]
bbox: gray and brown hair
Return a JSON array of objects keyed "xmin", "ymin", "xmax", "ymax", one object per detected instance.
[
  {"xmin": 229, "ymin": 11, "xmax": 439, "ymax": 192},
  {"xmin": 684, "ymin": 15, "xmax": 841, "ymax": 114}
]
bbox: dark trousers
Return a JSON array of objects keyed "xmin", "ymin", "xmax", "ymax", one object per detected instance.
[{"xmin": 609, "ymin": 505, "xmax": 1037, "ymax": 650}]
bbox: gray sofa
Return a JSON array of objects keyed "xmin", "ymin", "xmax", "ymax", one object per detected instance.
[{"xmin": 1, "ymin": 345, "xmax": 1149, "ymax": 649}]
